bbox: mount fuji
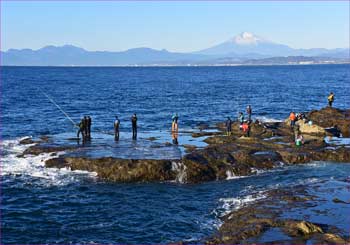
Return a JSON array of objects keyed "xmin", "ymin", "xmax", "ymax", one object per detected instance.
[
  {"xmin": 1, "ymin": 32, "xmax": 349, "ymax": 66},
  {"xmin": 195, "ymin": 32, "xmax": 348, "ymax": 58}
]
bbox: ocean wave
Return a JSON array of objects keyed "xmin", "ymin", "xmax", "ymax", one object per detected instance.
[
  {"xmin": 255, "ymin": 116, "xmax": 282, "ymax": 123},
  {"xmin": 215, "ymin": 191, "xmax": 267, "ymax": 218},
  {"xmin": 1, "ymin": 137, "xmax": 97, "ymax": 187}
]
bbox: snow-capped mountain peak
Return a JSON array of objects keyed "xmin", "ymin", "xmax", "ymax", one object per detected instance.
[{"xmin": 233, "ymin": 32, "xmax": 265, "ymax": 45}]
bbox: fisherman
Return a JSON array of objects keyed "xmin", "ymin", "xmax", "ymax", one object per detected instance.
[
  {"xmin": 114, "ymin": 116, "xmax": 120, "ymax": 141},
  {"xmin": 242, "ymin": 122, "xmax": 250, "ymax": 137},
  {"xmin": 172, "ymin": 113, "xmax": 179, "ymax": 132},
  {"xmin": 77, "ymin": 117, "xmax": 86, "ymax": 140},
  {"xmin": 293, "ymin": 121, "xmax": 300, "ymax": 139},
  {"xmin": 289, "ymin": 111, "xmax": 296, "ymax": 129},
  {"xmin": 246, "ymin": 105, "xmax": 252, "ymax": 121},
  {"xmin": 295, "ymin": 134, "xmax": 304, "ymax": 147},
  {"xmin": 328, "ymin": 92, "xmax": 334, "ymax": 107},
  {"xmin": 87, "ymin": 116, "xmax": 92, "ymax": 139},
  {"xmin": 238, "ymin": 112, "xmax": 244, "ymax": 127},
  {"xmin": 83, "ymin": 116, "xmax": 89, "ymax": 139},
  {"xmin": 131, "ymin": 113, "xmax": 137, "ymax": 140},
  {"xmin": 226, "ymin": 117, "xmax": 232, "ymax": 136}
]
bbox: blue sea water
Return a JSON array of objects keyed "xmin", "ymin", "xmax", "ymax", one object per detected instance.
[{"xmin": 1, "ymin": 65, "xmax": 350, "ymax": 244}]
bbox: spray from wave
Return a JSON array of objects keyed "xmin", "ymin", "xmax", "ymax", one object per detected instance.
[{"xmin": 1, "ymin": 137, "xmax": 97, "ymax": 187}]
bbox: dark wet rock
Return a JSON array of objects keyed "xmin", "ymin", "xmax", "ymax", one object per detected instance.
[
  {"xmin": 315, "ymin": 233, "xmax": 349, "ymax": 244},
  {"xmin": 19, "ymin": 135, "xmax": 52, "ymax": 145},
  {"xmin": 19, "ymin": 144, "xmax": 76, "ymax": 157},
  {"xmin": 182, "ymin": 144, "xmax": 197, "ymax": 153},
  {"xmin": 46, "ymin": 157, "xmax": 178, "ymax": 182},
  {"xmin": 282, "ymin": 220, "xmax": 323, "ymax": 236},
  {"xmin": 191, "ymin": 131, "xmax": 221, "ymax": 138},
  {"xmin": 39, "ymin": 135, "xmax": 51, "ymax": 142},
  {"xmin": 209, "ymin": 186, "xmax": 349, "ymax": 244},
  {"xmin": 197, "ymin": 122, "xmax": 210, "ymax": 131},
  {"xmin": 332, "ymin": 198, "xmax": 350, "ymax": 204},
  {"xmin": 19, "ymin": 137, "xmax": 35, "ymax": 145},
  {"xmin": 146, "ymin": 136, "xmax": 158, "ymax": 141}
]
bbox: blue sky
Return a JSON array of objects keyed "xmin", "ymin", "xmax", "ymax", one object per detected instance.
[{"xmin": 1, "ymin": 1, "xmax": 349, "ymax": 52}]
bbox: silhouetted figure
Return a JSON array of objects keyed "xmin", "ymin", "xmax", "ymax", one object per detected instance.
[
  {"xmin": 238, "ymin": 112, "xmax": 244, "ymax": 127},
  {"xmin": 77, "ymin": 117, "xmax": 86, "ymax": 141},
  {"xmin": 83, "ymin": 116, "xmax": 89, "ymax": 139},
  {"xmin": 87, "ymin": 116, "xmax": 91, "ymax": 139},
  {"xmin": 246, "ymin": 105, "xmax": 252, "ymax": 121},
  {"xmin": 226, "ymin": 117, "xmax": 232, "ymax": 136},
  {"xmin": 131, "ymin": 113, "xmax": 137, "ymax": 140},
  {"xmin": 289, "ymin": 112, "xmax": 296, "ymax": 129},
  {"xmin": 114, "ymin": 116, "xmax": 120, "ymax": 141}
]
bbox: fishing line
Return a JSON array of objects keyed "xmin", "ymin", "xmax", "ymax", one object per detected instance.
[{"xmin": 39, "ymin": 89, "xmax": 78, "ymax": 128}]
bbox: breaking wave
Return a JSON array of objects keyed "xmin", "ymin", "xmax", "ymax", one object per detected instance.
[
  {"xmin": 255, "ymin": 116, "xmax": 282, "ymax": 123},
  {"xmin": 1, "ymin": 137, "xmax": 97, "ymax": 187},
  {"xmin": 213, "ymin": 190, "xmax": 267, "ymax": 218}
]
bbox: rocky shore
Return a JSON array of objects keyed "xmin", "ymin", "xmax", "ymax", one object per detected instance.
[
  {"xmin": 16, "ymin": 107, "xmax": 350, "ymax": 244},
  {"xmin": 19, "ymin": 107, "xmax": 350, "ymax": 183},
  {"xmin": 208, "ymin": 183, "xmax": 350, "ymax": 244}
]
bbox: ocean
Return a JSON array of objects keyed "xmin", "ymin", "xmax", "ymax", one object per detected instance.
[{"xmin": 1, "ymin": 64, "xmax": 350, "ymax": 243}]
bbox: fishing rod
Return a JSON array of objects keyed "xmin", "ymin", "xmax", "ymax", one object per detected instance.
[
  {"xmin": 40, "ymin": 89, "xmax": 118, "ymax": 135},
  {"xmin": 39, "ymin": 89, "xmax": 78, "ymax": 128}
]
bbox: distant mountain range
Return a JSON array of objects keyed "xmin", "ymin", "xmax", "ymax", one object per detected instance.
[{"xmin": 2, "ymin": 32, "xmax": 349, "ymax": 66}]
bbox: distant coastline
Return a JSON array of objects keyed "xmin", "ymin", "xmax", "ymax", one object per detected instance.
[{"xmin": 2, "ymin": 62, "xmax": 349, "ymax": 68}]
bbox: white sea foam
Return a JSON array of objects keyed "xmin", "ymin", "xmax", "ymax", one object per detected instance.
[
  {"xmin": 250, "ymin": 167, "xmax": 267, "ymax": 175},
  {"xmin": 1, "ymin": 137, "xmax": 97, "ymax": 187},
  {"xmin": 255, "ymin": 116, "xmax": 282, "ymax": 123},
  {"xmin": 217, "ymin": 191, "xmax": 267, "ymax": 217},
  {"xmin": 171, "ymin": 161, "xmax": 187, "ymax": 183},
  {"xmin": 225, "ymin": 169, "xmax": 247, "ymax": 180}
]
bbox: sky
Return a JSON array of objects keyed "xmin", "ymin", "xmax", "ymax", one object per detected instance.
[{"xmin": 1, "ymin": 1, "xmax": 349, "ymax": 52}]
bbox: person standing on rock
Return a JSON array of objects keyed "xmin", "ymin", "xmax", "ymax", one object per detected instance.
[
  {"xmin": 87, "ymin": 116, "xmax": 92, "ymax": 139},
  {"xmin": 131, "ymin": 113, "xmax": 137, "ymax": 140},
  {"xmin": 328, "ymin": 92, "xmax": 334, "ymax": 107},
  {"xmin": 293, "ymin": 121, "xmax": 300, "ymax": 140},
  {"xmin": 226, "ymin": 117, "xmax": 232, "ymax": 136},
  {"xmin": 289, "ymin": 112, "xmax": 296, "ymax": 129},
  {"xmin": 238, "ymin": 112, "xmax": 244, "ymax": 128},
  {"xmin": 246, "ymin": 105, "xmax": 252, "ymax": 122},
  {"xmin": 242, "ymin": 122, "xmax": 250, "ymax": 137},
  {"xmin": 172, "ymin": 113, "xmax": 179, "ymax": 132},
  {"xmin": 77, "ymin": 117, "xmax": 86, "ymax": 141},
  {"xmin": 114, "ymin": 116, "xmax": 120, "ymax": 141},
  {"xmin": 83, "ymin": 116, "xmax": 89, "ymax": 138}
]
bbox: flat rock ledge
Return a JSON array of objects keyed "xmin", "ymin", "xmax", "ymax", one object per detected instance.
[
  {"xmin": 207, "ymin": 186, "xmax": 350, "ymax": 244},
  {"xmin": 20, "ymin": 107, "xmax": 350, "ymax": 183}
]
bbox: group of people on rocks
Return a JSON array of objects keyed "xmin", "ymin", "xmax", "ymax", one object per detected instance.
[
  {"xmin": 289, "ymin": 112, "xmax": 305, "ymax": 147},
  {"xmin": 226, "ymin": 105, "xmax": 252, "ymax": 137},
  {"xmin": 289, "ymin": 92, "xmax": 336, "ymax": 146},
  {"xmin": 77, "ymin": 116, "xmax": 92, "ymax": 141},
  {"xmin": 77, "ymin": 92, "xmax": 337, "ymax": 144},
  {"xmin": 113, "ymin": 113, "xmax": 138, "ymax": 141},
  {"xmin": 78, "ymin": 113, "xmax": 179, "ymax": 143}
]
